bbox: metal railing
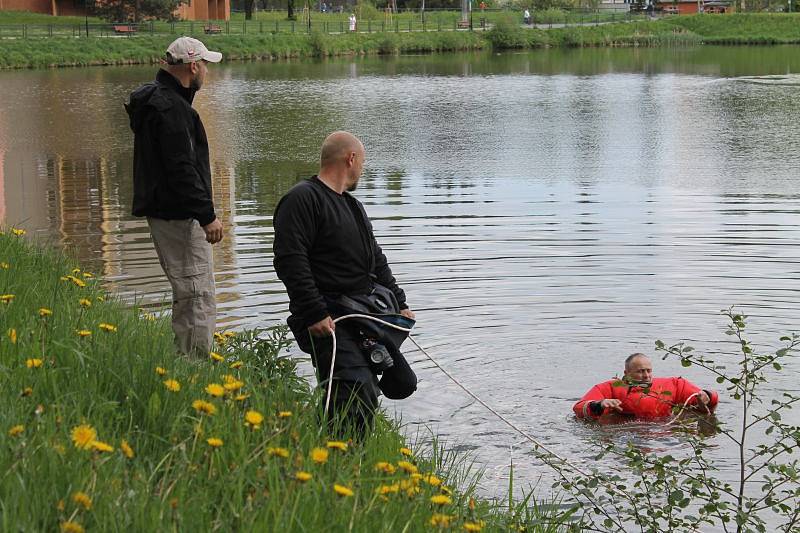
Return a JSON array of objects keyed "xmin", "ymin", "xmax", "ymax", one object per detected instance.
[{"xmin": 0, "ymin": 8, "xmax": 652, "ymax": 39}]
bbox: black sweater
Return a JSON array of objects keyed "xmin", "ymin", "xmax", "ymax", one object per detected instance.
[
  {"xmin": 273, "ymin": 176, "xmax": 407, "ymax": 330},
  {"xmin": 125, "ymin": 69, "xmax": 216, "ymax": 226}
]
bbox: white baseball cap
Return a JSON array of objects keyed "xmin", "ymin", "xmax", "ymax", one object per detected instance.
[{"xmin": 166, "ymin": 36, "xmax": 222, "ymax": 64}]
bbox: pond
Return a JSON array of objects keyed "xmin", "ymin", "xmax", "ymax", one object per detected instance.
[{"xmin": 1, "ymin": 45, "xmax": 799, "ymax": 504}]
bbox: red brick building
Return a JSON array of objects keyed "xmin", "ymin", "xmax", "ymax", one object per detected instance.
[{"xmin": 0, "ymin": 0, "xmax": 229, "ymax": 20}]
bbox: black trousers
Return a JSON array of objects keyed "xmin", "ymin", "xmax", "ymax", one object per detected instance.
[{"xmin": 308, "ymin": 324, "xmax": 416, "ymax": 436}]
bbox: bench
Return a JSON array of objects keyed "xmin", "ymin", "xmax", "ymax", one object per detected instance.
[
  {"xmin": 113, "ymin": 24, "xmax": 137, "ymax": 34},
  {"xmin": 457, "ymin": 20, "xmax": 470, "ymax": 29},
  {"xmin": 204, "ymin": 24, "xmax": 222, "ymax": 34}
]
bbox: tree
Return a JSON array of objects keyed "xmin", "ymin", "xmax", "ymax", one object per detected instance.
[{"xmin": 91, "ymin": 0, "xmax": 181, "ymax": 22}]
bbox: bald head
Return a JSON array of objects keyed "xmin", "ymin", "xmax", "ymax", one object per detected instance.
[
  {"xmin": 320, "ymin": 131, "xmax": 364, "ymax": 168},
  {"xmin": 624, "ymin": 353, "xmax": 653, "ymax": 385},
  {"xmin": 317, "ymin": 131, "xmax": 366, "ymax": 193}
]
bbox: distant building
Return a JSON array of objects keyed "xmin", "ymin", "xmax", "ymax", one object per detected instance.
[
  {"xmin": 656, "ymin": 0, "xmax": 731, "ymax": 13},
  {"xmin": 0, "ymin": 0, "xmax": 230, "ymax": 20}
]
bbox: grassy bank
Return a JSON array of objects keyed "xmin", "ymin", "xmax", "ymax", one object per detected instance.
[
  {"xmin": 1, "ymin": 14, "xmax": 799, "ymax": 69},
  {"xmin": 0, "ymin": 230, "xmax": 572, "ymax": 531}
]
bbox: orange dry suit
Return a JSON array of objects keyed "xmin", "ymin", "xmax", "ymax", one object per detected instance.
[{"xmin": 573, "ymin": 377, "xmax": 719, "ymax": 419}]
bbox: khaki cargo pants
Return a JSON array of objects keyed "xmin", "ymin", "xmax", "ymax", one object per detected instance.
[{"xmin": 148, "ymin": 217, "xmax": 216, "ymax": 359}]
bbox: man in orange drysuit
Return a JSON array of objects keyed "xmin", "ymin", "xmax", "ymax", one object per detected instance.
[{"xmin": 573, "ymin": 353, "xmax": 719, "ymax": 420}]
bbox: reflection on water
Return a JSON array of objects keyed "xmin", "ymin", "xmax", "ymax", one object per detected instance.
[{"xmin": 1, "ymin": 46, "xmax": 800, "ymax": 501}]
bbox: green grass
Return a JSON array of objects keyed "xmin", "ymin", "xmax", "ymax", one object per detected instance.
[
  {"xmin": 2, "ymin": 13, "xmax": 800, "ymax": 69},
  {"xmin": 0, "ymin": 32, "xmax": 487, "ymax": 68},
  {"xmin": 0, "ymin": 229, "xmax": 576, "ymax": 531},
  {"xmin": 667, "ymin": 13, "xmax": 800, "ymax": 43},
  {"xmin": 0, "ymin": 9, "xmax": 102, "ymax": 25}
]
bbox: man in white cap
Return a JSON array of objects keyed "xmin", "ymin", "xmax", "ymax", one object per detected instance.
[{"xmin": 125, "ymin": 36, "xmax": 223, "ymax": 358}]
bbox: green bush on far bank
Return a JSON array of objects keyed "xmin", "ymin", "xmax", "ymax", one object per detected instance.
[
  {"xmin": 0, "ymin": 230, "xmax": 575, "ymax": 531},
  {"xmin": 2, "ymin": 13, "xmax": 800, "ymax": 69}
]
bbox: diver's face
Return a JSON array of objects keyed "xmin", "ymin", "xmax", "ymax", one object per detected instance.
[{"xmin": 624, "ymin": 357, "xmax": 653, "ymax": 385}]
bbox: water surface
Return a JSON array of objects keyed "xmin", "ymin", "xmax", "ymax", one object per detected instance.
[{"xmin": 1, "ymin": 45, "xmax": 799, "ymax": 502}]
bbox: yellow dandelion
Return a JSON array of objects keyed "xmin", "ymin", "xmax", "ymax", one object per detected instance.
[
  {"xmin": 397, "ymin": 460, "xmax": 418, "ymax": 474},
  {"xmin": 326, "ymin": 440, "xmax": 348, "ymax": 451},
  {"xmin": 8, "ymin": 425, "xmax": 24, "ymax": 437},
  {"xmin": 98, "ymin": 323, "xmax": 117, "ymax": 333},
  {"xmin": 38, "ymin": 308, "xmax": 53, "ymax": 318},
  {"xmin": 206, "ymin": 437, "xmax": 223, "ymax": 448},
  {"xmin": 79, "ymin": 298, "xmax": 92, "ymax": 308},
  {"xmin": 278, "ymin": 410, "xmax": 293, "ymax": 418},
  {"xmin": 141, "ymin": 312, "xmax": 156, "ymax": 321},
  {"xmin": 229, "ymin": 361, "xmax": 243, "ymax": 369},
  {"xmin": 192, "ymin": 399, "xmax": 217, "ymax": 416},
  {"xmin": 234, "ymin": 393, "xmax": 250, "ymax": 402},
  {"xmin": 56, "ymin": 499, "xmax": 65, "ymax": 511},
  {"xmin": 26, "ymin": 358, "xmax": 43, "ymax": 369},
  {"xmin": 163, "ymin": 379, "xmax": 181, "ymax": 392},
  {"xmin": 430, "ymin": 514, "xmax": 453, "ymax": 527},
  {"xmin": 377, "ymin": 483, "xmax": 400, "ymax": 495},
  {"xmin": 60, "ymin": 521, "xmax": 84, "ymax": 533},
  {"xmin": 0, "ymin": 262, "xmax": 9, "ymax": 269},
  {"xmin": 69, "ymin": 276, "xmax": 86, "ymax": 288},
  {"xmin": 295, "ymin": 471, "xmax": 312, "ymax": 482},
  {"xmin": 7, "ymin": 328, "xmax": 16, "ymax": 344},
  {"xmin": 463, "ymin": 521, "xmax": 485, "ymax": 532},
  {"xmin": 400, "ymin": 447, "xmax": 413, "ymax": 456},
  {"xmin": 223, "ymin": 379, "xmax": 244, "ymax": 392},
  {"xmin": 11, "ymin": 228, "xmax": 25, "ymax": 236},
  {"xmin": 96, "ymin": 296, "xmax": 104, "ymax": 302},
  {"xmin": 245, "ymin": 410, "xmax": 263, "ymax": 428},
  {"xmin": 423, "ymin": 474, "xmax": 443, "ymax": 487},
  {"xmin": 213, "ymin": 331, "xmax": 226, "ymax": 344},
  {"xmin": 333, "ymin": 484, "xmax": 354, "ymax": 497},
  {"xmin": 72, "ymin": 268, "xmax": 81, "ymax": 275},
  {"xmin": 224, "ymin": 331, "xmax": 235, "ymax": 338},
  {"xmin": 430, "ymin": 494, "xmax": 452, "ymax": 506},
  {"xmin": 266, "ymin": 447, "xmax": 290, "ymax": 458},
  {"xmin": 76, "ymin": 330, "xmax": 92, "ymax": 337},
  {"xmin": 374, "ymin": 462, "xmax": 397, "ymax": 474},
  {"xmin": 120, "ymin": 440, "xmax": 135, "ymax": 459},
  {"xmin": 209, "ymin": 351, "xmax": 224, "ymax": 362},
  {"xmin": 82, "ymin": 272, "xmax": 94, "ymax": 279},
  {"xmin": 72, "ymin": 491, "xmax": 92, "ymax": 510},
  {"xmin": 1, "ymin": 294, "xmax": 15, "ymax": 304},
  {"xmin": 90, "ymin": 440, "xmax": 114, "ymax": 452},
  {"xmin": 311, "ymin": 447, "xmax": 329, "ymax": 464},
  {"xmin": 155, "ymin": 366, "xmax": 167, "ymax": 376},
  {"xmin": 205, "ymin": 383, "xmax": 225, "ymax": 397},
  {"xmin": 70, "ymin": 424, "xmax": 97, "ymax": 450},
  {"xmin": 21, "ymin": 387, "xmax": 32, "ymax": 397}
]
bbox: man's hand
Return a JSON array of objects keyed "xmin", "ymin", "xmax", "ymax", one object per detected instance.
[
  {"xmin": 308, "ymin": 316, "xmax": 335, "ymax": 338},
  {"xmin": 202, "ymin": 219, "xmax": 223, "ymax": 244},
  {"xmin": 697, "ymin": 391, "xmax": 710, "ymax": 405},
  {"xmin": 600, "ymin": 399, "xmax": 623, "ymax": 412},
  {"xmin": 400, "ymin": 308, "xmax": 415, "ymax": 320}
]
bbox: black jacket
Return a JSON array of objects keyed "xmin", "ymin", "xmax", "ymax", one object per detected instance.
[
  {"xmin": 273, "ymin": 176, "xmax": 407, "ymax": 333},
  {"xmin": 125, "ymin": 69, "xmax": 216, "ymax": 226}
]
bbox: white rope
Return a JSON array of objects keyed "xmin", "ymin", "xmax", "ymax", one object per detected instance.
[
  {"xmin": 322, "ymin": 313, "xmax": 590, "ymax": 476},
  {"xmin": 663, "ymin": 392, "xmax": 710, "ymax": 426}
]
